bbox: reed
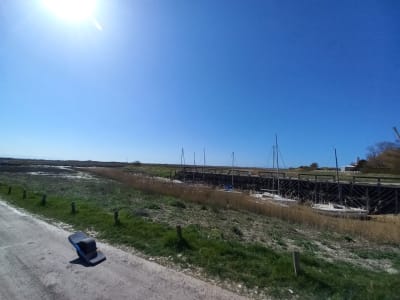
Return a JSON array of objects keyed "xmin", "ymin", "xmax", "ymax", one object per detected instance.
[{"xmin": 86, "ymin": 168, "xmax": 400, "ymax": 244}]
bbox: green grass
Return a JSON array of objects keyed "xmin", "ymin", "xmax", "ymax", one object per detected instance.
[
  {"xmin": 124, "ymin": 164, "xmax": 177, "ymax": 178},
  {"xmin": 352, "ymin": 249, "xmax": 400, "ymax": 269},
  {"xmin": 287, "ymin": 169, "xmax": 400, "ymax": 184},
  {"xmin": 294, "ymin": 239, "xmax": 319, "ymax": 254},
  {"xmin": 1, "ymin": 180, "xmax": 400, "ymax": 299}
]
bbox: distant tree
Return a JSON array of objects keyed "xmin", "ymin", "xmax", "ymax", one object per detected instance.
[
  {"xmin": 298, "ymin": 162, "xmax": 319, "ymax": 171},
  {"xmin": 354, "ymin": 159, "xmax": 368, "ymax": 171},
  {"xmin": 133, "ymin": 160, "xmax": 142, "ymax": 166},
  {"xmin": 365, "ymin": 141, "xmax": 400, "ymax": 173},
  {"xmin": 367, "ymin": 142, "xmax": 398, "ymax": 160}
]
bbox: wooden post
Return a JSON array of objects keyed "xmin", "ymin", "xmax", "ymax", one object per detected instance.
[
  {"xmin": 71, "ymin": 202, "xmax": 76, "ymax": 214},
  {"xmin": 292, "ymin": 251, "xmax": 300, "ymax": 276},
  {"xmin": 176, "ymin": 225, "xmax": 182, "ymax": 241},
  {"xmin": 8, "ymin": 186, "xmax": 12, "ymax": 195},
  {"xmin": 23, "ymin": 190, "xmax": 26, "ymax": 199},
  {"xmin": 297, "ymin": 179, "xmax": 300, "ymax": 201},
  {"xmin": 314, "ymin": 181, "xmax": 317, "ymax": 202},
  {"xmin": 114, "ymin": 210, "xmax": 119, "ymax": 225},
  {"xmin": 41, "ymin": 194, "xmax": 46, "ymax": 206}
]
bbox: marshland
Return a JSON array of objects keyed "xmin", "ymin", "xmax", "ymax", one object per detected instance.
[{"xmin": 1, "ymin": 161, "xmax": 400, "ymax": 299}]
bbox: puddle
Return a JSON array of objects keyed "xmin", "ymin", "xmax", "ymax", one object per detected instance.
[{"xmin": 24, "ymin": 165, "xmax": 96, "ymax": 180}]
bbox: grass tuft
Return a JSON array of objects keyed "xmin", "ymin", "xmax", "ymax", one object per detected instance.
[
  {"xmin": 169, "ymin": 200, "xmax": 186, "ymax": 209},
  {"xmin": 232, "ymin": 226, "xmax": 243, "ymax": 237}
]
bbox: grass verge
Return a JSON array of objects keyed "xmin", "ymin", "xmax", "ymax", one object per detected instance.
[{"xmin": 1, "ymin": 181, "xmax": 399, "ymax": 299}]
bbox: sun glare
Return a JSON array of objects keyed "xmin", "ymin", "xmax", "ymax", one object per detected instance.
[{"xmin": 42, "ymin": 0, "xmax": 96, "ymax": 22}]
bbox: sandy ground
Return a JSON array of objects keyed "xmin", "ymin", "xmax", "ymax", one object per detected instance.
[{"xmin": 0, "ymin": 199, "xmax": 248, "ymax": 300}]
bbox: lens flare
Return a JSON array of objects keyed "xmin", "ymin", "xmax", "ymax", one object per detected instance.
[{"xmin": 42, "ymin": 0, "xmax": 96, "ymax": 22}]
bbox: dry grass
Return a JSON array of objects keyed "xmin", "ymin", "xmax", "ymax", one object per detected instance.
[{"xmin": 86, "ymin": 167, "xmax": 400, "ymax": 244}]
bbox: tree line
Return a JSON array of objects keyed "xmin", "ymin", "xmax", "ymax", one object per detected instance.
[{"xmin": 359, "ymin": 141, "xmax": 400, "ymax": 174}]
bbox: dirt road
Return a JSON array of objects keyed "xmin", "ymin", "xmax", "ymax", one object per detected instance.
[{"xmin": 0, "ymin": 200, "xmax": 248, "ymax": 300}]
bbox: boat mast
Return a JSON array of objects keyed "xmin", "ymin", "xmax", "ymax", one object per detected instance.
[
  {"xmin": 193, "ymin": 152, "xmax": 196, "ymax": 181},
  {"xmin": 231, "ymin": 151, "xmax": 235, "ymax": 189},
  {"xmin": 181, "ymin": 148, "xmax": 186, "ymax": 166},
  {"xmin": 334, "ymin": 148, "xmax": 342, "ymax": 204},
  {"xmin": 334, "ymin": 148, "xmax": 339, "ymax": 184},
  {"xmin": 272, "ymin": 145, "xmax": 275, "ymax": 191},
  {"xmin": 203, "ymin": 147, "xmax": 206, "ymax": 180},
  {"xmin": 275, "ymin": 134, "xmax": 280, "ymax": 195},
  {"xmin": 181, "ymin": 147, "xmax": 186, "ymax": 182}
]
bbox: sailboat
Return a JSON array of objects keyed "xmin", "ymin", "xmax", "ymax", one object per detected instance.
[
  {"xmin": 252, "ymin": 135, "xmax": 297, "ymax": 206},
  {"xmin": 221, "ymin": 152, "xmax": 242, "ymax": 193},
  {"xmin": 311, "ymin": 202, "xmax": 368, "ymax": 218},
  {"xmin": 311, "ymin": 148, "xmax": 368, "ymax": 218}
]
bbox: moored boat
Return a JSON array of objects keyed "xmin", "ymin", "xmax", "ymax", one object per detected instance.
[{"xmin": 312, "ymin": 202, "xmax": 368, "ymax": 218}]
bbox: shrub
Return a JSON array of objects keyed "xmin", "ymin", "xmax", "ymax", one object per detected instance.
[{"xmin": 170, "ymin": 200, "xmax": 186, "ymax": 209}]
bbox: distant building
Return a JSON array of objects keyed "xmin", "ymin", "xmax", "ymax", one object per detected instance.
[{"xmin": 340, "ymin": 164, "xmax": 357, "ymax": 172}]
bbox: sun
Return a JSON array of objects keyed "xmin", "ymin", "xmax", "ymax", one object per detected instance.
[{"xmin": 42, "ymin": 0, "xmax": 97, "ymax": 22}]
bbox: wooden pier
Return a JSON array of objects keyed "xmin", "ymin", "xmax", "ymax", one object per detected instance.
[{"xmin": 176, "ymin": 168, "xmax": 400, "ymax": 215}]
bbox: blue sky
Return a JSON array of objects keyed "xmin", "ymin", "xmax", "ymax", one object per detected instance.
[{"xmin": 1, "ymin": 0, "xmax": 399, "ymax": 167}]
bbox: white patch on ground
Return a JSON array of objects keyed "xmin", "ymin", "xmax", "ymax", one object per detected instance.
[
  {"xmin": 0, "ymin": 200, "xmax": 74, "ymax": 236},
  {"xmin": 386, "ymin": 267, "xmax": 398, "ymax": 274},
  {"xmin": 312, "ymin": 240, "xmax": 399, "ymax": 274},
  {"xmin": 27, "ymin": 171, "xmax": 95, "ymax": 180},
  {"xmin": 0, "ymin": 201, "xmax": 27, "ymax": 216}
]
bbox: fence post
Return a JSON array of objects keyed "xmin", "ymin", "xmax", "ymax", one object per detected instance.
[
  {"xmin": 8, "ymin": 186, "xmax": 12, "ymax": 195},
  {"xmin": 41, "ymin": 194, "xmax": 46, "ymax": 206},
  {"xmin": 71, "ymin": 202, "xmax": 76, "ymax": 214},
  {"xmin": 176, "ymin": 225, "xmax": 183, "ymax": 241},
  {"xmin": 114, "ymin": 210, "xmax": 120, "ymax": 225},
  {"xmin": 293, "ymin": 251, "xmax": 300, "ymax": 276},
  {"xmin": 23, "ymin": 190, "xmax": 26, "ymax": 199}
]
